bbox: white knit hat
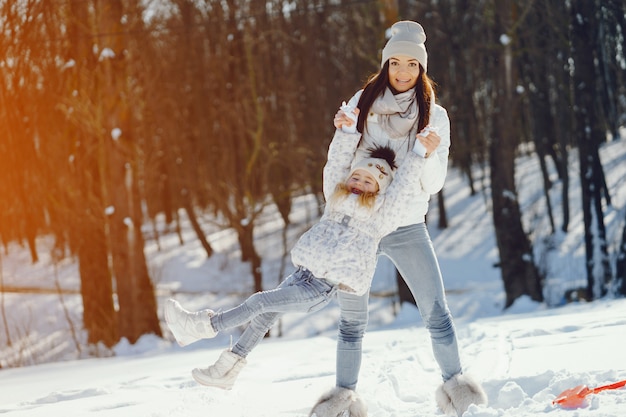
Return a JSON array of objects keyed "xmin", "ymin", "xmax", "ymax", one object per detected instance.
[
  {"xmin": 349, "ymin": 157, "xmax": 394, "ymax": 193},
  {"xmin": 381, "ymin": 21, "xmax": 428, "ymax": 72}
]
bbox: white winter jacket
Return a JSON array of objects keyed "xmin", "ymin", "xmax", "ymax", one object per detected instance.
[
  {"xmin": 290, "ymin": 130, "xmax": 426, "ymax": 295},
  {"xmin": 347, "ymin": 89, "xmax": 451, "ymax": 226}
]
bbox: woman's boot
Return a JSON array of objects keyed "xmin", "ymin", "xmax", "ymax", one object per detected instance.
[
  {"xmin": 435, "ymin": 373, "xmax": 487, "ymax": 416},
  {"xmin": 309, "ymin": 387, "xmax": 367, "ymax": 417}
]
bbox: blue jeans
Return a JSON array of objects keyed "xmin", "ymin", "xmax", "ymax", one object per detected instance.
[
  {"xmin": 336, "ymin": 223, "xmax": 462, "ymax": 390},
  {"xmin": 213, "ymin": 267, "xmax": 337, "ymax": 358}
]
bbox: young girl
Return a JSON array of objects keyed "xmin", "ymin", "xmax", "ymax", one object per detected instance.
[{"xmin": 165, "ymin": 127, "xmax": 428, "ymax": 390}]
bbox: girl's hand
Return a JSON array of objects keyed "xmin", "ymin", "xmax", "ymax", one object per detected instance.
[
  {"xmin": 417, "ymin": 127, "xmax": 441, "ymax": 158},
  {"xmin": 334, "ymin": 107, "xmax": 360, "ymax": 130}
]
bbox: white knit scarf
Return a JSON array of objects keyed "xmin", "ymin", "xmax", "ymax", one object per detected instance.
[{"xmin": 370, "ymin": 88, "xmax": 418, "ymax": 138}]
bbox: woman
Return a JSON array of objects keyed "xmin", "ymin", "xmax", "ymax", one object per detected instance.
[{"xmin": 309, "ymin": 21, "xmax": 487, "ymax": 417}]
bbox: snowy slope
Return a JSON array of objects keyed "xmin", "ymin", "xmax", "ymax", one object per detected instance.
[{"xmin": 0, "ymin": 135, "xmax": 625, "ymax": 416}]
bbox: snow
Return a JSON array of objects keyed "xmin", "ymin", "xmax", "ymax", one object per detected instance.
[
  {"xmin": 111, "ymin": 127, "xmax": 122, "ymax": 141},
  {"xmin": 1, "ymin": 136, "xmax": 625, "ymax": 416},
  {"xmin": 98, "ymin": 47, "xmax": 116, "ymax": 61}
]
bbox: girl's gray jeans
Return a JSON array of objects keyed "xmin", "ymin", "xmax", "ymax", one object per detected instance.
[{"xmin": 217, "ymin": 267, "xmax": 337, "ymax": 358}]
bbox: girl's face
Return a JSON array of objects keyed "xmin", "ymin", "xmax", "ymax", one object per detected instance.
[
  {"xmin": 388, "ymin": 55, "xmax": 421, "ymax": 92},
  {"xmin": 347, "ymin": 169, "xmax": 379, "ymax": 194}
]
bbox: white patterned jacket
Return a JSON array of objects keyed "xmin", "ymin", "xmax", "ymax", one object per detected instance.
[{"xmin": 290, "ymin": 130, "xmax": 425, "ymax": 295}]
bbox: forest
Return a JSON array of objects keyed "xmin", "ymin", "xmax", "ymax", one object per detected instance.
[{"xmin": 1, "ymin": 0, "xmax": 625, "ymax": 349}]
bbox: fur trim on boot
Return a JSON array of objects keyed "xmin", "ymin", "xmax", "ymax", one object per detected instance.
[
  {"xmin": 309, "ymin": 387, "xmax": 367, "ymax": 417},
  {"xmin": 436, "ymin": 374, "xmax": 487, "ymax": 416}
]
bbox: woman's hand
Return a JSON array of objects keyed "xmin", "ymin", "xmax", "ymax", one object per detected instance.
[
  {"xmin": 417, "ymin": 127, "xmax": 441, "ymax": 158},
  {"xmin": 333, "ymin": 108, "xmax": 360, "ymax": 130}
]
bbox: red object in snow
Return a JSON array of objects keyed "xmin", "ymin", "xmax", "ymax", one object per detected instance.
[{"xmin": 552, "ymin": 379, "xmax": 626, "ymax": 409}]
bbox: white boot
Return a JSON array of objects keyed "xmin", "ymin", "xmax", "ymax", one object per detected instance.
[
  {"xmin": 192, "ymin": 349, "xmax": 247, "ymax": 390},
  {"xmin": 309, "ymin": 387, "xmax": 367, "ymax": 417},
  {"xmin": 436, "ymin": 373, "xmax": 487, "ymax": 416},
  {"xmin": 164, "ymin": 299, "xmax": 216, "ymax": 347}
]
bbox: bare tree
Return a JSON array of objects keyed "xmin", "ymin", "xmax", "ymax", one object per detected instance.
[
  {"xmin": 485, "ymin": 1, "xmax": 544, "ymax": 308},
  {"xmin": 60, "ymin": 0, "xmax": 120, "ymax": 347},
  {"xmin": 569, "ymin": 0, "xmax": 612, "ymax": 300},
  {"xmin": 516, "ymin": 1, "xmax": 573, "ymax": 235},
  {"xmin": 0, "ymin": 0, "xmax": 47, "ymax": 264}
]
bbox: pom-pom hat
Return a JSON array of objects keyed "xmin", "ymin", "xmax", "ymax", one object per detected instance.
[
  {"xmin": 381, "ymin": 21, "xmax": 428, "ymax": 72},
  {"xmin": 349, "ymin": 146, "xmax": 397, "ymax": 193},
  {"xmin": 350, "ymin": 158, "xmax": 393, "ymax": 193}
]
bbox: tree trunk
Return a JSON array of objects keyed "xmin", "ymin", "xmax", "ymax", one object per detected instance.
[
  {"xmin": 491, "ymin": 0, "xmax": 543, "ymax": 308},
  {"xmin": 237, "ymin": 222, "xmax": 263, "ymax": 293},
  {"xmin": 617, "ymin": 212, "xmax": 626, "ymax": 296},
  {"xmin": 66, "ymin": 0, "xmax": 118, "ymax": 347},
  {"xmin": 129, "ymin": 163, "xmax": 163, "ymax": 339},
  {"xmin": 396, "ymin": 269, "xmax": 416, "ymax": 306},
  {"xmin": 569, "ymin": 0, "xmax": 612, "ymax": 300},
  {"xmin": 76, "ymin": 211, "xmax": 118, "ymax": 347},
  {"xmin": 98, "ymin": 0, "xmax": 161, "ymax": 342},
  {"xmin": 437, "ymin": 191, "xmax": 448, "ymax": 229},
  {"xmin": 182, "ymin": 193, "xmax": 213, "ymax": 258}
]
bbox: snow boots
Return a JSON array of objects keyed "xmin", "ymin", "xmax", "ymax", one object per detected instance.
[
  {"xmin": 192, "ymin": 349, "xmax": 247, "ymax": 390},
  {"xmin": 435, "ymin": 373, "xmax": 487, "ymax": 416},
  {"xmin": 164, "ymin": 298, "xmax": 216, "ymax": 346},
  {"xmin": 309, "ymin": 387, "xmax": 367, "ymax": 417}
]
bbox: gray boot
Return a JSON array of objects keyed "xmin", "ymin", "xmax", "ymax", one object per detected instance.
[
  {"xmin": 309, "ymin": 387, "xmax": 367, "ymax": 417},
  {"xmin": 435, "ymin": 373, "xmax": 487, "ymax": 416},
  {"xmin": 192, "ymin": 349, "xmax": 247, "ymax": 390}
]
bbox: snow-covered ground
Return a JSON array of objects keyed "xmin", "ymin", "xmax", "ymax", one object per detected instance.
[{"xmin": 0, "ymin": 135, "xmax": 625, "ymax": 416}]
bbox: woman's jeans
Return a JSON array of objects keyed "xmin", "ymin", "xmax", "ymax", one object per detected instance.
[
  {"xmin": 336, "ymin": 223, "xmax": 462, "ymax": 390},
  {"xmin": 213, "ymin": 267, "xmax": 337, "ymax": 358}
]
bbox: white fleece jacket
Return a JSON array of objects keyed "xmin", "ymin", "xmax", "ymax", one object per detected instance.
[{"xmin": 290, "ymin": 130, "xmax": 425, "ymax": 295}]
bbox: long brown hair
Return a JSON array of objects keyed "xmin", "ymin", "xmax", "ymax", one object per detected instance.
[{"xmin": 355, "ymin": 61, "xmax": 436, "ymax": 134}]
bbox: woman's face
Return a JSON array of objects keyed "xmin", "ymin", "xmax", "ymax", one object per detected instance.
[
  {"xmin": 388, "ymin": 55, "xmax": 421, "ymax": 93},
  {"xmin": 347, "ymin": 169, "xmax": 379, "ymax": 195}
]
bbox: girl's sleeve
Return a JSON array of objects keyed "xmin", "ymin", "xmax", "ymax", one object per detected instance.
[
  {"xmin": 322, "ymin": 130, "xmax": 361, "ymax": 200},
  {"xmin": 419, "ymin": 105, "xmax": 451, "ymax": 194},
  {"xmin": 346, "ymin": 90, "xmax": 363, "ymax": 109},
  {"xmin": 379, "ymin": 152, "xmax": 426, "ymax": 236}
]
